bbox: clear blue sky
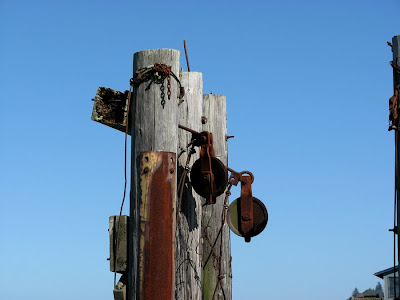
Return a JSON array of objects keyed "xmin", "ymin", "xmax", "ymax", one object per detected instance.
[{"xmin": 1, "ymin": 1, "xmax": 399, "ymax": 299}]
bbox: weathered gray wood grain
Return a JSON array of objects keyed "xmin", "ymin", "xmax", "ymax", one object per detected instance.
[
  {"xmin": 175, "ymin": 72, "xmax": 203, "ymax": 300},
  {"xmin": 201, "ymin": 94, "xmax": 231, "ymax": 300},
  {"xmin": 109, "ymin": 215, "xmax": 129, "ymax": 273}
]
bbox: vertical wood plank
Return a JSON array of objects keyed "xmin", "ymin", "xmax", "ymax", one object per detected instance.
[
  {"xmin": 129, "ymin": 49, "xmax": 180, "ymax": 300},
  {"xmin": 175, "ymin": 72, "xmax": 203, "ymax": 300},
  {"xmin": 201, "ymin": 94, "xmax": 232, "ymax": 300}
]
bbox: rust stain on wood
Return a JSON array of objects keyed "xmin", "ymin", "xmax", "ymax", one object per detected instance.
[{"xmin": 139, "ymin": 151, "xmax": 176, "ymax": 300}]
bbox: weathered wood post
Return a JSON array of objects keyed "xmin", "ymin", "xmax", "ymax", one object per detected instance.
[
  {"xmin": 201, "ymin": 94, "xmax": 232, "ymax": 300},
  {"xmin": 91, "ymin": 49, "xmax": 234, "ymax": 300},
  {"xmin": 175, "ymin": 72, "xmax": 204, "ymax": 300},
  {"xmin": 129, "ymin": 49, "xmax": 180, "ymax": 300}
]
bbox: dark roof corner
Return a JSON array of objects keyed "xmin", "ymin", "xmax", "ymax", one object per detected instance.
[{"xmin": 374, "ymin": 266, "xmax": 398, "ymax": 278}]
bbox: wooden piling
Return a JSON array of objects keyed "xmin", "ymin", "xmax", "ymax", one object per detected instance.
[
  {"xmin": 91, "ymin": 48, "xmax": 235, "ymax": 300},
  {"xmin": 175, "ymin": 71, "xmax": 204, "ymax": 300},
  {"xmin": 129, "ymin": 49, "xmax": 180, "ymax": 300},
  {"xmin": 201, "ymin": 94, "xmax": 232, "ymax": 300}
]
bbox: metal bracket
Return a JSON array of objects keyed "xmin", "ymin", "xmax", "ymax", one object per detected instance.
[
  {"xmin": 240, "ymin": 174, "xmax": 254, "ymax": 242},
  {"xmin": 389, "ymin": 226, "xmax": 398, "ymax": 234}
]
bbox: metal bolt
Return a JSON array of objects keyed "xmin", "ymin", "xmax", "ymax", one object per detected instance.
[
  {"xmin": 201, "ymin": 116, "xmax": 207, "ymax": 124},
  {"xmin": 242, "ymin": 214, "xmax": 251, "ymax": 221},
  {"xmin": 143, "ymin": 167, "xmax": 150, "ymax": 174}
]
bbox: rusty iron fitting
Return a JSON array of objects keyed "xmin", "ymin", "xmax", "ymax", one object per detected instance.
[
  {"xmin": 240, "ymin": 175, "xmax": 254, "ymax": 242},
  {"xmin": 226, "ymin": 167, "xmax": 254, "ymax": 187},
  {"xmin": 179, "ymin": 87, "xmax": 185, "ymax": 100},
  {"xmin": 389, "ymin": 86, "xmax": 400, "ymax": 131},
  {"xmin": 225, "ymin": 169, "xmax": 268, "ymax": 243},
  {"xmin": 178, "ymin": 124, "xmax": 228, "ymax": 204}
]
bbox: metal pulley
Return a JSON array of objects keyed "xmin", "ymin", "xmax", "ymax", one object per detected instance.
[
  {"xmin": 178, "ymin": 125, "xmax": 228, "ymax": 205},
  {"xmin": 226, "ymin": 169, "xmax": 268, "ymax": 242},
  {"xmin": 190, "ymin": 156, "xmax": 228, "ymax": 204}
]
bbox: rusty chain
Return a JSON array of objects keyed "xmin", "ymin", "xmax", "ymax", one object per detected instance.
[{"xmin": 132, "ymin": 63, "xmax": 185, "ymax": 108}]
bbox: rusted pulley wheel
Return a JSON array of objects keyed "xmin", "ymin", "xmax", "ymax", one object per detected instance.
[
  {"xmin": 227, "ymin": 197, "xmax": 268, "ymax": 240},
  {"xmin": 190, "ymin": 157, "xmax": 228, "ymax": 199}
]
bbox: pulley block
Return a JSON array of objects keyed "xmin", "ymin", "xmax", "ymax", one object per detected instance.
[
  {"xmin": 178, "ymin": 124, "xmax": 228, "ymax": 205},
  {"xmin": 227, "ymin": 197, "xmax": 268, "ymax": 242},
  {"xmin": 190, "ymin": 156, "xmax": 228, "ymax": 204},
  {"xmin": 225, "ymin": 169, "xmax": 268, "ymax": 242}
]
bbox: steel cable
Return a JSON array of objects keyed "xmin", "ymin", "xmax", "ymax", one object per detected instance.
[{"xmin": 113, "ymin": 80, "xmax": 133, "ymax": 288}]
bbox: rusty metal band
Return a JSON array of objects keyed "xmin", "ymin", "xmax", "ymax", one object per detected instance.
[{"xmin": 138, "ymin": 151, "xmax": 176, "ymax": 300}]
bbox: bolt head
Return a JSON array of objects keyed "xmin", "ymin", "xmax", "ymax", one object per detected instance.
[{"xmin": 242, "ymin": 214, "xmax": 251, "ymax": 221}]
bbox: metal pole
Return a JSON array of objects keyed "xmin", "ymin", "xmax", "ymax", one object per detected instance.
[{"xmin": 392, "ymin": 34, "xmax": 400, "ymax": 299}]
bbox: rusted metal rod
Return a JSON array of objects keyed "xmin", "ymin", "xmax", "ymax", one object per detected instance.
[
  {"xmin": 184, "ymin": 40, "xmax": 191, "ymax": 72},
  {"xmin": 226, "ymin": 167, "xmax": 236, "ymax": 174},
  {"xmin": 178, "ymin": 124, "xmax": 200, "ymax": 135}
]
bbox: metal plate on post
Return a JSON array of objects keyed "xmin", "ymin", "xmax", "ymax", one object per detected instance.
[
  {"xmin": 227, "ymin": 197, "xmax": 268, "ymax": 239},
  {"xmin": 138, "ymin": 151, "xmax": 176, "ymax": 300}
]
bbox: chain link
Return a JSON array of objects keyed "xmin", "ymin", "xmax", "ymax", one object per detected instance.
[
  {"xmin": 131, "ymin": 63, "xmax": 185, "ymax": 109},
  {"xmin": 167, "ymin": 75, "xmax": 171, "ymax": 100},
  {"xmin": 160, "ymin": 78, "xmax": 166, "ymax": 109}
]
